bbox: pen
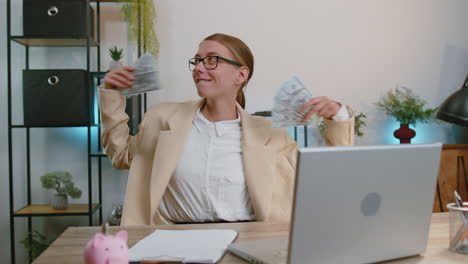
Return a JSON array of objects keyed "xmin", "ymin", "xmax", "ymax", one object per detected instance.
[{"xmin": 454, "ymin": 191, "xmax": 468, "ymax": 224}]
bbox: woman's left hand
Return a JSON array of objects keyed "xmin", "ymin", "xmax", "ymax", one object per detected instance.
[{"xmin": 299, "ymin": 96, "xmax": 341, "ymax": 122}]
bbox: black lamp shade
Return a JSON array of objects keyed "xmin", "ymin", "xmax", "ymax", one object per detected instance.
[{"xmin": 436, "ymin": 74, "xmax": 468, "ymax": 127}]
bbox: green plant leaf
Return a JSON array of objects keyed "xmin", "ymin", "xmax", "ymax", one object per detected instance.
[
  {"xmin": 375, "ymin": 86, "xmax": 438, "ymax": 126},
  {"xmin": 40, "ymin": 171, "xmax": 82, "ymax": 199},
  {"xmin": 108, "ymin": 45, "xmax": 124, "ymax": 61},
  {"xmin": 120, "ymin": 0, "xmax": 160, "ymax": 57},
  {"xmin": 354, "ymin": 112, "xmax": 367, "ymax": 137},
  {"xmin": 20, "ymin": 231, "xmax": 49, "ymax": 261}
]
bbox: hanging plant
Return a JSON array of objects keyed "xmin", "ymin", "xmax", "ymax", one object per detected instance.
[{"xmin": 120, "ymin": 0, "xmax": 160, "ymax": 57}]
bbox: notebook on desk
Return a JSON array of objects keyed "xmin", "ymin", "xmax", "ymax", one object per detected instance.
[
  {"xmin": 228, "ymin": 143, "xmax": 442, "ymax": 264},
  {"xmin": 129, "ymin": 229, "xmax": 238, "ymax": 263}
]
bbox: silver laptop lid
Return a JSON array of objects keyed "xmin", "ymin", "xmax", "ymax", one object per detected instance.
[{"xmin": 288, "ymin": 143, "xmax": 442, "ymax": 264}]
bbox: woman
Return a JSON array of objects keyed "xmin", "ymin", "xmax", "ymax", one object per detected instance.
[{"xmin": 100, "ymin": 33, "xmax": 354, "ymax": 225}]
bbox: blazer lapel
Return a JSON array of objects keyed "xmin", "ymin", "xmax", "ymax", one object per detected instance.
[
  {"xmin": 239, "ymin": 106, "xmax": 276, "ymax": 221},
  {"xmin": 149, "ymin": 99, "xmax": 205, "ymax": 224}
]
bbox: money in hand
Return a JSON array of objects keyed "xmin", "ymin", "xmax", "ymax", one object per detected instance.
[
  {"xmin": 120, "ymin": 53, "xmax": 161, "ymax": 97},
  {"xmin": 272, "ymin": 76, "xmax": 320, "ymax": 128}
]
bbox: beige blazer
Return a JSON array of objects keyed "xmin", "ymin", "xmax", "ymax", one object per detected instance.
[{"xmin": 99, "ymin": 88, "xmax": 354, "ymax": 225}]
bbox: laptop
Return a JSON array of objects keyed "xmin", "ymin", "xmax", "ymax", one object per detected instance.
[{"xmin": 228, "ymin": 143, "xmax": 442, "ymax": 264}]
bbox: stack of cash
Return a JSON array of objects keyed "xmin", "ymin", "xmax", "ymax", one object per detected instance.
[
  {"xmin": 272, "ymin": 76, "xmax": 320, "ymax": 128},
  {"xmin": 121, "ymin": 53, "xmax": 161, "ymax": 97}
]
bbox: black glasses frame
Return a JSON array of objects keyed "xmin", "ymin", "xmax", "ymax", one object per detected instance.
[{"xmin": 189, "ymin": 56, "xmax": 243, "ymax": 71}]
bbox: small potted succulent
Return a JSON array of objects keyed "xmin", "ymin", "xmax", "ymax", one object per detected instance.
[
  {"xmin": 108, "ymin": 45, "xmax": 124, "ymax": 70},
  {"xmin": 376, "ymin": 86, "xmax": 438, "ymax": 144},
  {"xmin": 40, "ymin": 171, "xmax": 82, "ymax": 210}
]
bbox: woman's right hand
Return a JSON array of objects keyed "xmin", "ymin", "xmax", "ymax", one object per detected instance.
[{"xmin": 103, "ymin": 66, "xmax": 135, "ymax": 89}]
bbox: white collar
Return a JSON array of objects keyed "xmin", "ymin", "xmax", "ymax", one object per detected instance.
[{"xmin": 192, "ymin": 108, "xmax": 241, "ymax": 137}]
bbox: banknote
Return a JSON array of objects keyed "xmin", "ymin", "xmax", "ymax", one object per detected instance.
[
  {"xmin": 120, "ymin": 53, "xmax": 161, "ymax": 97},
  {"xmin": 272, "ymin": 76, "xmax": 321, "ymax": 128}
]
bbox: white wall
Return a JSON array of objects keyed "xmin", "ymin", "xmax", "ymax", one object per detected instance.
[
  {"xmin": 1, "ymin": 0, "xmax": 468, "ymax": 263},
  {"xmin": 152, "ymin": 0, "xmax": 468, "ymax": 145}
]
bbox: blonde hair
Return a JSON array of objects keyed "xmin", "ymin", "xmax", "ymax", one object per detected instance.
[{"xmin": 204, "ymin": 33, "xmax": 254, "ymax": 108}]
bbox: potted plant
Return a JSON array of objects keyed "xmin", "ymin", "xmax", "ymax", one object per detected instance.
[
  {"xmin": 353, "ymin": 112, "xmax": 367, "ymax": 137},
  {"xmin": 108, "ymin": 45, "xmax": 124, "ymax": 70},
  {"xmin": 20, "ymin": 230, "xmax": 49, "ymax": 261},
  {"xmin": 40, "ymin": 171, "xmax": 82, "ymax": 210},
  {"xmin": 376, "ymin": 86, "xmax": 438, "ymax": 144},
  {"xmin": 120, "ymin": 0, "xmax": 160, "ymax": 57},
  {"xmin": 318, "ymin": 110, "xmax": 368, "ymax": 139}
]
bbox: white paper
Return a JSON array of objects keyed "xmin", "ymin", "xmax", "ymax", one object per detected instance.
[{"xmin": 129, "ymin": 229, "xmax": 238, "ymax": 263}]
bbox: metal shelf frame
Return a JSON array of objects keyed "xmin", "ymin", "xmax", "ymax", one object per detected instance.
[
  {"xmin": 7, "ymin": 1, "xmax": 104, "ymax": 263},
  {"xmin": 7, "ymin": 0, "xmax": 148, "ymax": 262}
]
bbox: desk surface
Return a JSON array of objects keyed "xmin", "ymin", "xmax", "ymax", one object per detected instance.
[{"xmin": 34, "ymin": 213, "xmax": 467, "ymax": 264}]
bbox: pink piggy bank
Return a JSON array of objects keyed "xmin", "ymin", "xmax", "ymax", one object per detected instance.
[{"xmin": 84, "ymin": 230, "xmax": 129, "ymax": 264}]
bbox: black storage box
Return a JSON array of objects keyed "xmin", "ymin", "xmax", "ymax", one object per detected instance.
[
  {"xmin": 23, "ymin": 69, "xmax": 94, "ymax": 126},
  {"xmin": 23, "ymin": 0, "xmax": 95, "ymax": 38}
]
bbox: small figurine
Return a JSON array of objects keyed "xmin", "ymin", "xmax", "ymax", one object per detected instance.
[{"xmin": 84, "ymin": 223, "xmax": 129, "ymax": 264}]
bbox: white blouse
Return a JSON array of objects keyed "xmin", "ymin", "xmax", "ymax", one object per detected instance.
[
  {"xmin": 159, "ymin": 109, "xmax": 255, "ymax": 223},
  {"xmin": 159, "ymin": 105, "xmax": 350, "ymax": 223}
]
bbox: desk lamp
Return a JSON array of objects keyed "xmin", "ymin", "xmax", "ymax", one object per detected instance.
[
  {"xmin": 436, "ymin": 73, "xmax": 468, "ymax": 127},
  {"xmin": 435, "ymin": 73, "xmax": 468, "ymax": 212}
]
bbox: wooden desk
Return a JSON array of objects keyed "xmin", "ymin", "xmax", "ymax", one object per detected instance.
[{"xmin": 34, "ymin": 213, "xmax": 467, "ymax": 264}]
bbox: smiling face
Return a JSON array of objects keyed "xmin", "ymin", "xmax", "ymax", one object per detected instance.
[{"xmin": 192, "ymin": 40, "xmax": 245, "ymax": 101}]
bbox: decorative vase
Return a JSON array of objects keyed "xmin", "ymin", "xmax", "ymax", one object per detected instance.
[
  {"xmin": 393, "ymin": 124, "xmax": 416, "ymax": 144},
  {"xmin": 51, "ymin": 194, "xmax": 68, "ymax": 210},
  {"xmin": 108, "ymin": 60, "xmax": 123, "ymax": 71},
  {"xmin": 108, "ymin": 203, "xmax": 123, "ymax": 226}
]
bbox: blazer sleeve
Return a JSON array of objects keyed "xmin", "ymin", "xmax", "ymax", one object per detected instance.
[
  {"xmin": 323, "ymin": 105, "xmax": 355, "ymax": 146},
  {"xmin": 98, "ymin": 86, "xmax": 143, "ymax": 169}
]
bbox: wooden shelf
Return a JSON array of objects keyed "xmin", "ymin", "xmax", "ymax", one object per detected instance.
[
  {"xmin": 11, "ymin": 37, "xmax": 98, "ymax": 47},
  {"xmin": 14, "ymin": 204, "xmax": 100, "ymax": 217}
]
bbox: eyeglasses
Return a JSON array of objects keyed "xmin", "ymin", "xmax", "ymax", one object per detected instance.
[{"xmin": 189, "ymin": 56, "xmax": 242, "ymax": 71}]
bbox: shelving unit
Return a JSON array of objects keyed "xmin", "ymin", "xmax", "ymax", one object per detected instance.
[
  {"xmin": 7, "ymin": 0, "xmax": 148, "ymax": 262},
  {"xmin": 6, "ymin": 1, "xmax": 104, "ymax": 263}
]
